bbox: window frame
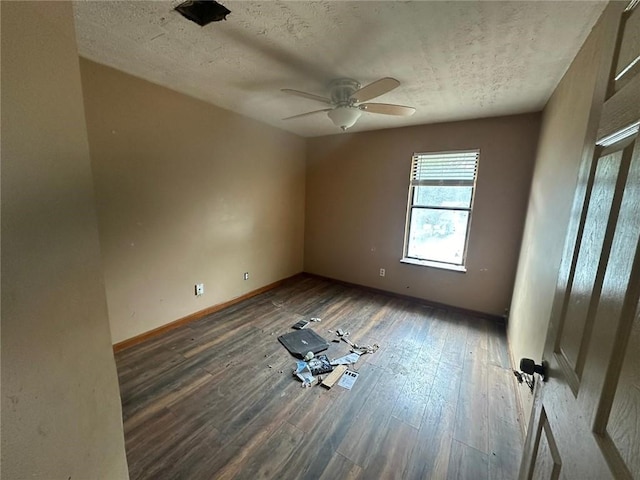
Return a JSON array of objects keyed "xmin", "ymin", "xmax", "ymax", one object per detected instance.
[{"xmin": 401, "ymin": 149, "xmax": 480, "ymax": 271}]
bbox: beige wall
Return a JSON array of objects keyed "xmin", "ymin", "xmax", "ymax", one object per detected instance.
[
  {"xmin": 508, "ymin": 16, "xmax": 606, "ymax": 424},
  {"xmin": 79, "ymin": 60, "xmax": 306, "ymax": 344},
  {"xmin": 1, "ymin": 2, "xmax": 129, "ymax": 478},
  {"xmin": 305, "ymin": 114, "xmax": 540, "ymax": 316}
]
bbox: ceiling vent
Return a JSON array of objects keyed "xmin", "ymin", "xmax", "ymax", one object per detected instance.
[{"xmin": 174, "ymin": 1, "xmax": 230, "ymax": 26}]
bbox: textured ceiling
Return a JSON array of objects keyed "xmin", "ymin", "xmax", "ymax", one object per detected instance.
[{"xmin": 73, "ymin": 1, "xmax": 607, "ymax": 138}]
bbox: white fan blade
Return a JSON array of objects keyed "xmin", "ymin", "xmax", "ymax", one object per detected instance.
[
  {"xmin": 350, "ymin": 78, "xmax": 400, "ymax": 103},
  {"xmin": 360, "ymin": 103, "xmax": 416, "ymax": 116},
  {"xmin": 283, "ymin": 109, "xmax": 332, "ymax": 120},
  {"xmin": 281, "ymin": 89, "xmax": 332, "ymax": 105}
]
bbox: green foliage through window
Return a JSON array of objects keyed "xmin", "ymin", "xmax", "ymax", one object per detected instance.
[{"xmin": 403, "ymin": 150, "xmax": 479, "ymax": 266}]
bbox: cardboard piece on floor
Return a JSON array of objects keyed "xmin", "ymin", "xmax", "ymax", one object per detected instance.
[{"xmin": 321, "ymin": 364, "xmax": 347, "ymax": 389}]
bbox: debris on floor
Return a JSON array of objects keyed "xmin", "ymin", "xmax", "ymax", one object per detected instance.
[
  {"xmin": 293, "ymin": 361, "xmax": 317, "ymax": 388},
  {"xmin": 341, "ymin": 337, "xmax": 355, "ymax": 347},
  {"xmin": 307, "ymin": 354, "xmax": 333, "ymax": 375},
  {"xmin": 278, "ymin": 329, "xmax": 329, "ymax": 358},
  {"xmin": 321, "ymin": 364, "xmax": 348, "ymax": 389},
  {"xmin": 292, "ymin": 319, "xmax": 309, "ymax": 329},
  {"xmin": 293, "ymin": 317, "xmax": 321, "ymax": 329},
  {"xmin": 338, "ymin": 336, "xmax": 379, "ymax": 356},
  {"xmin": 352, "ymin": 344, "xmax": 379, "ymax": 355},
  {"xmin": 337, "ymin": 370, "xmax": 359, "ymax": 390},
  {"xmin": 331, "ymin": 352, "xmax": 360, "ymax": 365},
  {"xmin": 278, "ymin": 322, "xmax": 378, "ymax": 391}
]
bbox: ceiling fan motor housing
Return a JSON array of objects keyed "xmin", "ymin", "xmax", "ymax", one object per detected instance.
[{"xmin": 329, "ymin": 78, "xmax": 361, "ymax": 106}]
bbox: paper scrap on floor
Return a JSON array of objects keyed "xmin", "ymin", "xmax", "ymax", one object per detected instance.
[
  {"xmin": 331, "ymin": 352, "xmax": 361, "ymax": 365},
  {"xmin": 307, "ymin": 354, "xmax": 333, "ymax": 375},
  {"xmin": 337, "ymin": 370, "xmax": 359, "ymax": 390},
  {"xmin": 294, "ymin": 361, "xmax": 316, "ymax": 388},
  {"xmin": 351, "ymin": 343, "xmax": 379, "ymax": 355}
]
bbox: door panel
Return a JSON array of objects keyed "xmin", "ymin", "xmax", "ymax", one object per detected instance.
[
  {"xmin": 530, "ymin": 409, "xmax": 562, "ymax": 480},
  {"xmin": 520, "ymin": 2, "xmax": 640, "ymax": 479},
  {"xmin": 614, "ymin": 6, "xmax": 640, "ymax": 91},
  {"xmin": 556, "ymin": 150, "xmax": 623, "ymax": 383},
  {"xmin": 607, "ymin": 303, "xmax": 640, "ymax": 475},
  {"xmin": 589, "ymin": 141, "xmax": 640, "ymax": 477}
]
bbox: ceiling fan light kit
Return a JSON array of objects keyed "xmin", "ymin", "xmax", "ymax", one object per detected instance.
[
  {"xmin": 282, "ymin": 77, "xmax": 416, "ymax": 131},
  {"xmin": 328, "ymin": 107, "xmax": 362, "ymax": 131}
]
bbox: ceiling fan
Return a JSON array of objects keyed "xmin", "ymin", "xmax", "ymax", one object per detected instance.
[{"xmin": 282, "ymin": 77, "xmax": 416, "ymax": 131}]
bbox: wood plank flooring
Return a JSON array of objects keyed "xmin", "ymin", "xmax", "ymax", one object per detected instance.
[{"xmin": 115, "ymin": 275, "xmax": 524, "ymax": 480}]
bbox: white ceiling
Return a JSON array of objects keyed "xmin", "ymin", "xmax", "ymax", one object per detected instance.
[{"xmin": 73, "ymin": 1, "xmax": 607, "ymax": 138}]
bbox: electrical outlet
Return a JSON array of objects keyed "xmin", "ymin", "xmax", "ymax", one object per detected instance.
[
  {"xmin": 243, "ymin": 272, "xmax": 249, "ymax": 280},
  {"xmin": 195, "ymin": 283, "xmax": 204, "ymax": 296},
  {"xmin": 379, "ymin": 268, "xmax": 385, "ymax": 277}
]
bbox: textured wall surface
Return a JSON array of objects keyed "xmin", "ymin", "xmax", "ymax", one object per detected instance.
[
  {"xmin": 305, "ymin": 113, "xmax": 540, "ymax": 316},
  {"xmin": 1, "ymin": 2, "xmax": 129, "ymax": 478},
  {"xmin": 72, "ymin": 1, "xmax": 605, "ymax": 137},
  {"xmin": 508, "ymin": 15, "xmax": 606, "ymax": 427},
  {"xmin": 80, "ymin": 59, "xmax": 306, "ymax": 344}
]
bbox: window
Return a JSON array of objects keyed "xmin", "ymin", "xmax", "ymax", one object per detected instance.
[{"xmin": 402, "ymin": 149, "xmax": 479, "ymax": 270}]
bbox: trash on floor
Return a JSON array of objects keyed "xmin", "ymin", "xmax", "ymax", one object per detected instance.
[
  {"xmin": 293, "ymin": 361, "xmax": 317, "ymax": 388},
  {"xmin": 321, "ymin": 364, "xmax": 348, "ymax": 389},
  {"xmin": 310, "ymin": 317, "xmax": 322, "ymax": 322},
  {"xmin": 337, "ymin": 370, "xmax": 359, "ymax": 390},
  {"xmin": 338, "ymin": 336, "xmax": 379, "ymax": 356},
  {"xmin": 278, "ymin": 322, "xmax": 378, "ymax": 391},
  {"xmin": 307, "ymin": 354, "xmax": 333, "ymax": 375},
  {"xmin": 331, "ymin": 352, "xmax": 361, "ymax": 365},
  {"xmin": 292, "ymin": 319, "xmax": 309, "ymax": 329},
  {"xmin": 341, "ymin": 337, "xmax": 356, "ymax": 347},
  {"xmin": 352, "ymin": 343, "xmax": 380, "ymax": 355},
  {"xmin": 278, "ymin": 329, "xmax": 329, "ymax": 358}
]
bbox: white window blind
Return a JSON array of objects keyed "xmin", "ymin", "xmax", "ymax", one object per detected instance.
[
  {"xmin": 403, "ymin": 148, "xmax": 480, "ymax": 269},
  {"xmin": 410, "ymin": 150, "xmax": 479, "ymax": 187}
]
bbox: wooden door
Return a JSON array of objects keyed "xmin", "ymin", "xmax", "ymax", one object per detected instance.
[{"xmin": 519, "ymin": 2, "xmax": 640, "ymax": 479}]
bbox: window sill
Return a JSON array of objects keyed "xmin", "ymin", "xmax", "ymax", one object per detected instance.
[{"xmin": 400, "ymin": 257, "xmax": 467, "ymax": 273}]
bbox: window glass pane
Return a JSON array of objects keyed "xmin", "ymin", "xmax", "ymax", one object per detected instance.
[
  {"xmin": 407, "ymin": 208, "xmax": 469, "ymax": 265},
  {"xmin": 413, "ymin": 186, "xmax": 472, "ymax": 208}
]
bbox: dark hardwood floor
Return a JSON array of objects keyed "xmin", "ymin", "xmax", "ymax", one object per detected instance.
[{"xmin": 115, "ymin": 275, "xmax": 523, "ymax": 480}]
